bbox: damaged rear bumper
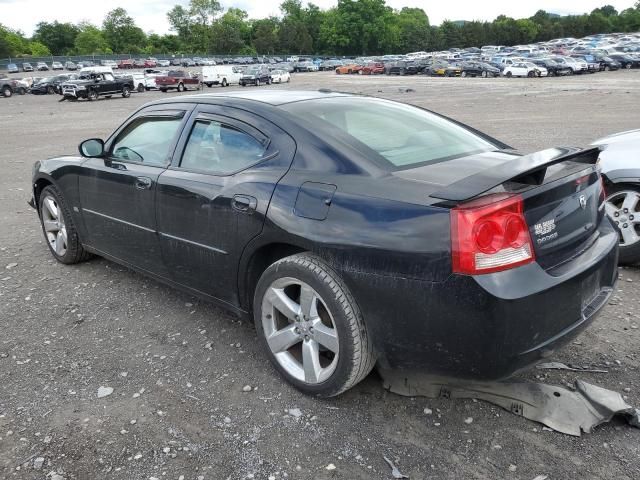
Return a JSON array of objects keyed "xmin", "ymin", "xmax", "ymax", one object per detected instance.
[{"xmin": 340, "ymin": 220, "xmax": 619, "ymax": 380}]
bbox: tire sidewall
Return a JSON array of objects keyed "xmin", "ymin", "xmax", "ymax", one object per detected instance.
[
  {"xmin": 606, "ymin": 183, "xmax": 640, "ymax": 265},
  {"xmin": 38, "ymin": 185, "xmax": 81, "ymax": 264},
  {"xmin": 253, "ymin": 255, "xmax": 364, "ymax": 396}
]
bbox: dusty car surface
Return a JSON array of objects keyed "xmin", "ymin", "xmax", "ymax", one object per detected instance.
[{"xmin": 29, "ymin": 91, "xmax": 618, "ymax": 397}]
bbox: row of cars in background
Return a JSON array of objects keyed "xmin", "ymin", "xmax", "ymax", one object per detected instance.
[{"xmin": 0, "ymin": 63, "xmax": 292, "ymax": 98}]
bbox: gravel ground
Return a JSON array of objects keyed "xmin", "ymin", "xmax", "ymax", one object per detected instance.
[{"xmin": 1, "ymin": 71, "xmax": 639, "ymax": 480}]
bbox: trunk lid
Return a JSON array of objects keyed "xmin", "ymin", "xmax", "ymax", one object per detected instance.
[{"xmin": 425, "ymin": 147, "xmax": 604, "ymax": 270}]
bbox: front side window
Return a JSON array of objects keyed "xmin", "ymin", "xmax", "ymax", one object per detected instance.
[
  {"xmin": 111, "ymin": 117, "xmax": 182, "ymax": 165},
  {"xmin": 180, "ymin": 120, "xmax": 267, "ymax": 174}
]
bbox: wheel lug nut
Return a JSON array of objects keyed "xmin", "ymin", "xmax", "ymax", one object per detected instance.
[
  {"xmin": 304, "ymin": 335, "xmax": 309, "ymax": 341},
  {"xmin": 614, "ymin": 212, "xmax": 619, "ymax": 217},
  {"xmin": 309, "ymin": 327, "xmax": 314, "ymax": 333},
  {"xmin": 294, "ymin": 327, "xmax": 300, "ymax": 334},
  {"xmin": 623, "ymin": 208, "xmax": 629, "ymax": 213},
  {"xmin": 630, "ymin": 215, "xmax": 635, "ymax": 220},
  {"xmin": 623, "ymin": 223, "xmax": 628, "ymax": 228}
]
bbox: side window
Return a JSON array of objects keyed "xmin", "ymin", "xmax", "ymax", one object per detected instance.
[
  {"xmin": 180, "ymin": 119, "xmax": 267, "ymax": 174},
  {"xmin": 111, "ymin": 117, "xmax": 182, "ymax": 166}
]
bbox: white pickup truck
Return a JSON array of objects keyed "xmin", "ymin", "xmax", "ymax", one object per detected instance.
[{"xmin": 202, "ymin": 66, "xmax": 243, "ymax": 87}]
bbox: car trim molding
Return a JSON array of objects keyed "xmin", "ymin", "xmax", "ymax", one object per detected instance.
[
  {"xmin": 158, "ymin": 232, "xmax": 228, "ymax": 255},
  {"xmin": 82, "ymin": 208, "xmax": 156, "ymax": 233}
]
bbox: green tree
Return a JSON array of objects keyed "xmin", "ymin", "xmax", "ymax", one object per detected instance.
[
  {"xmin": 396, "ymin": 7, "xmax": 430, "ymax": 53},
  {"xmin": 102, "ymin": 7, "xmax": 146, "ymax": 53},
  {"xmin": 33, "ymin": 21, "xmax": 79, "ymax": 55},
  {"xmin": 74, "ymin": 24, "xmax": 111, "ymax": 54},
  {"xmin": 252, "ymin": 18, "xmax": 280, "ymax": 55},
  {"xmin": 28, "ymin": 41, "xmax": 51, "ymax": 56},
  {"xmin": 211, "ymin": 8, "xmax": 250, "ymax": 54}
]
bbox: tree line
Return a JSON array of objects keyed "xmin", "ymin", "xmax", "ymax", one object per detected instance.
[{"xmin": 1, "ymin": 0, "xmax": 640, "ymax": 59}]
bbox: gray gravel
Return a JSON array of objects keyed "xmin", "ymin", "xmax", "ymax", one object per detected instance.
[{"xmin": 1, "ymin": 71, "xmax": 639, "ymax": 479}]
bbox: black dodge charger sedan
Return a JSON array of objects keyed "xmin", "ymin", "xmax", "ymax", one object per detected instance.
[{"xmin": 29, "ymin": 91, "xmax": 618, "ymax": 397}]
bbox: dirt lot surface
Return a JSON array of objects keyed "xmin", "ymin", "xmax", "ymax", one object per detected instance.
[{"xmin": 1, "ymin": 71, "xmax": 639, "ymax": 480}]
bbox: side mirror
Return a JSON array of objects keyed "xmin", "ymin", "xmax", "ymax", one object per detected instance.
[
  {"xmin": 79, "ymin": 138, "xmax": 104, "ymax": 158},
  {"xmin": 94, "ymin": 78, "xmax": 100, "ymax": 83}
]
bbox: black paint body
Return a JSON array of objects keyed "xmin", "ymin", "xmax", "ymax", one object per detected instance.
[{"xmin": 31, "ymin": 91, "xmax": 619, "ymax": 380}]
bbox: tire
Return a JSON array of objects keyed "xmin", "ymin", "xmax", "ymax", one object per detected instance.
[
  {"xmin": 481, "ymin": 71, "xmax": 487, "ymax": 78},
  {"xmin": 2, "ymin": 86, "xmax": 13, "ymax": 97},
  {"xmin": 137, "ymin": 83, "xmax": 144, "ymax": 93},
  {"xmin": 104, "ymin": 95, "xmax": 112, "ymax": 99},
  {"xmin": 177, "ymin": 83, "xmax": 185, "ymax": 92},
  {"xmin": 47, "ymin": 86, "xmax": 55, "ymax": 95},
  {"xmin": 348, "ymin": 70, "xmax": 352, "ymax": 74},
  {"xmin": 254, "ymin": 253, "xmax": 376, "ymax": 397},
  {"xmin": 222, "ymin": 79, "xmax": 228, "ymax": 87},
  {"xmin": 267, "ymin": 77, "xmax": 271, "ymax": 85},
  {"xmin": 335, "ymin": 69, "xmax": 340, "ymax": 75},
  {"xmin": 160, "ymin": 88, "xmax": 167, "ymax": 92},
  {"xmin": 605, "ymin": 65, "xmax": 611, "ymax": 71},
  {"xmin": 625, "ymin": 63, "xmax": 631, "ymax": 70},
  {"xmin": 122, "ymin": 86, "xmax": 131, "ymax": 98},
  {"xmin": 506, "ymin": 71, "xmax": 512, "ymax": 78},
  {"xmin": 87, "ymin": 89, "xmax": 98, "ymax": 101},
  {"xmin": 461, "ymin": 71, "xmax": 467, "ymax": 77},
  {"xmin": 256, "ymin": 79, "xmax": 260, "ymax": 87},
  {"xmin": 605, "ymin": 183, "xmax": 640, "ymax": 265},
  {"xmin": 38, "ymin": 185, "xmax": 92, "ymax": 265},
  {"xmin": 145, "ymin": 87, "xmax": 151, "ymax": 91},
  {"xmin": 18, "ymin": 87, "xmax": 26, "ymax": 95},
  {"xmin": 358, "ymin": 69, "xmax": 363, "ymax": 75},
  {"xmin": 527, "ymin": 71, "xmax": 535, "ymax": 78}
]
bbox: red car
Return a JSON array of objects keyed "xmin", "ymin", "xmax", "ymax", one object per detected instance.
[
  {"xmin": 156, "ymin": 70, "xmax": 200, "ymax": 92},
  {"xmin": 361, "ymin": 62, "xmax": 385, "ymax": 75},
  {"xmin": 144, "ymin": 59, "xmax": 157, "ymax": 68},
  {"xmin": 117, "ymin": 59, "xmax": 134, "ymax": 69}
]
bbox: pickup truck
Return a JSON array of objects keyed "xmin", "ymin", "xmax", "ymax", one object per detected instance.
[
  {"xmin": 1, "ymin": 77, "xmax": 28, "ymax": 97},
  {"xmin": 156, "ymin": 70, "xmax": 200, "ymax": 92},
  {"xmin": 60, "ymin": 72, "xmax": 134, "ymax": 101}
]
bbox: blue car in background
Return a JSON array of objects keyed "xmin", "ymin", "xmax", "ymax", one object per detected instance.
[{"xmin": 7, "ymin": 63, "xmax": 19, "ymax": 74}]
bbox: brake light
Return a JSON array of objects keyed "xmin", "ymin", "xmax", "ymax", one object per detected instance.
[
  {"xmin": 451, "ymin": 194, "xmax": 535, "ymax": 275},
  {"xmin": 599, "ymin": 175, "xmax": 606, "ymax": 204}
]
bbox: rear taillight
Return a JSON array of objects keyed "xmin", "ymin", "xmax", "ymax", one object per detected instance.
[
  {"xmin": 599, "ymin": 175, "xmax": 606, "ymax": 204},
  {"xmin": 451, "ymin": 194, "xmax": 535, "ymax": 275}
]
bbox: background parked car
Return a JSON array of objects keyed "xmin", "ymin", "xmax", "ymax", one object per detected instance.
[
  {"xmin": 530, "ymin": 58, "xmax": 572, "ymax": 76},
  {"xmin": 203, "ymin": 65, "xmax": 242, "ymax": 87},
  {"xmin": 335, "ymin": 63, "xmax": 362, "ymax": 74},
  {"xmin": 608, "ymin": 53, "xmax": 640, "ymax": 69},
  {"xmin": 51, "ymin": 61, "xmax": 64, "ymax": 71},
  {"xmin": 156, "ymin": 70, "xmax": 200, "ymax": 92},
  {"xmin": 270, "ymin": 69, "xmax": 290, "ymax": 83},
  {"xmin": 7, "ymin": 63, "xmax": 19, "ymax": 73},
  {"xmin": 36, "ymin": 62, "xmax": 49, "ymax": 71},
  {"xmin": 240, "ymin": 64, "xmax": 271, "ymax": 86},
  {"xmin": 157, "ymin": 60, "xmax": 171, "ymax": 67},
  {"xmin": 361, "ymin": 62, "xmax": 385, "ymax": 74},
  {"xmin": 503, "ymin": 62, "xmax": 547, "ymax": 77},
  {"xmin": 29, "ymin": 74, "xmax": 73, "ymax": 94},
  {"xmin": 22, "ymin": 63, "xmax": 34, "ymax": 72},
  {"xmin": 460, "ymin": 61, "xmax": 500, "ymax": 77},
  {"xmin": 118, "ymin": 59, "xmax": 134, "ymax": 69},
  {"xmin": 1, "ymin": 77, "xmax": 29, "ymax": 97}
]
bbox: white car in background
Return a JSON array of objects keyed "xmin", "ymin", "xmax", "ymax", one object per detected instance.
[
  {"xmin": 270, "ymin": 69, "xmax": 291, "ymax": 83},
  {"xmin": 157, "ymin": 60, "xmax": 171, "ymax": 67},
  {"xmin": 552, "ymin": 56, "xmax": 588, "ymax": 74},
  {"xmin": 202, "ymin": 65, "xmax": 242, "ymax": 87},
  {"xmin": 503, "ymin": 62, "xmax": 548, "ymax": 77},
  {"xmin": 142, "ymin": 69, "xmax": 167, "ymax": 90}
]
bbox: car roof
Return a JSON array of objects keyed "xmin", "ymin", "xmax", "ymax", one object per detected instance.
[{"xmin": 148, "ymin": 90, "xmax": 349, "ymax": 107}]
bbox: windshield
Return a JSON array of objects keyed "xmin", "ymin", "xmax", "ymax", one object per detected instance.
[
  {"xmin": 246, "ymin": 67, "xmax": 259, "ymax": 74},
  {"xmin": 282, "ymin": 97, "xmax": 497, "ymax": 169}
]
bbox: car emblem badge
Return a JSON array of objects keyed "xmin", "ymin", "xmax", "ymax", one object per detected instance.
[{"xmin": 579, "ymin": 195, "xmax": 587, "ymax": 209}]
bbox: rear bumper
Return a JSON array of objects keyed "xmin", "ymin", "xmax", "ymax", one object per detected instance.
[{"xmin": 340, "ymin": 220, "xmax": 619, "ymax": 380}]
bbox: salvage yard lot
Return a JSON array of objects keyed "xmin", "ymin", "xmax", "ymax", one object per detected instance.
[{"xmin": 1, "ymin": 71, "xmax": 639, "ymax": 479}]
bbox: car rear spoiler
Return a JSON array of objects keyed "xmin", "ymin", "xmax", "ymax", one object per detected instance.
[{"xmin": 430, "ymin": 146, "xmax": 600, "ymax": 202}]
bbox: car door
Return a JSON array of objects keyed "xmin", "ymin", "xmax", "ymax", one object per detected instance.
[
  {"xmin": 78, "ymin": 104, "xmax": 193, "ymax": 277},
  {"xmin": 155, "ymin": 104, "xmax": 296, "ymax": 305}
]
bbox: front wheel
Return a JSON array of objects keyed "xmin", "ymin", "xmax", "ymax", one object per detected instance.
[
  {"xmin": 122, "ymin": 86, "xmax": 131, "ymax": 98},
  {"xmin": 461, "ymin": 71, "xmax": 467, "ymax": 77},
  {"xmin": 256, "ymin": 79, "xmax": 260, "ymax": 87},
  {"xmin": 47, "ymin": 86, "xmax": 55, "ymax": 94},
  {"xmin": 481, "ymin": 71, "xmax": 487, "ymax": 78},
  {"xmin": 605, "ymin": 184, "xmax": 640, "ymax": 265},
  {"xmin": 254, "ymin": 253, "xmax": 375, "ymax": 397},
  {"xmin": 177, "ymin": 82, "xmax": 185, "ymax": 92},
  {"xmin": 506, "ymin": 71, "xmax": 513, "ymax": 78},
  {"xmin": 38, "ymin": 185, "xmax": 92, "ymax": 264},
  {"xmin": 2, "ymin": 86, "xmax": 13, "ymax": 97},
  {"xmin": 137, "ymin": 83, "xmax": 144, "ymax": 93},
  {"xmin": 87, "ymin": 89, "xmax": 98, "ymax": 101},
  {"xmin": 221, "ymin": 79, "xmax": 228, "ymax": 87}
]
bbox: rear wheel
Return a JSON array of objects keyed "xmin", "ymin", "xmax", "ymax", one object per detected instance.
[
  {"xmin": 625, "ymin": 63, "xmax": 632, "ymax": 70},
  {"xmin": 527, "ymin": 71, "xmax": 535, "ymax": 78},
  {"xmin": 2, "ymin": 86, "xmax": 13, "ymax": 97},
  {"xmin": 256, "ymin": 79, "xmax": 261, "ymax": 87},
  {"xmin": 461, "ymin": 71, "xmax": 467, "ymax": 77},
  {"xmin": 506, "ymin": 71, "xmax": 513, "ymax": 78},
  {"xmin": 177, "ymin": 82, "xmax": 185, "ymax": 92},
  {"xmin": 137, "ymin": 83, "xmax": 144, "ymax": 93},
  {"xmin": 604, "ymin": 65, "xmax": 611, "ymax": 71},
  {"xmin": 38, "ymin": 185, "xmax": 92, "ymax": 265},
  {"xmin": 122, "ymin": 86, "xmax": 131, "ymax": 98},
  {"xmin": 254, "ymin": 253, "xmax": 375, "ymax": 397},
  {"xmin": 605, "ymin": 184, "xmax": 640, "ymax": 265},
  {"xmin": 481, "ymin": 71, "xmax": 487, "ymax": 78}
]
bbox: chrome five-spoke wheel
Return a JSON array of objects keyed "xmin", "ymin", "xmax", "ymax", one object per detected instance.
[
  {"xmin": 254, "ymin": 253, "xmax": 375, "ymax": 396},
  {"xmin": 41, "ymin": 194, "xmax": 68, "ymax": 257},
  {"xmin": 605, "ymin": 189, "xmax": 640, "ymax": 247},
  {"xmin": 262, "ymin": 278, "xmax": 339, "ymax": 384}
]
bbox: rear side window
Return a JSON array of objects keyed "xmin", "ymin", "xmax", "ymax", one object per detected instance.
[{"xmin": 180, "ymin": 120, "xmax": 267, "ymax": 174}]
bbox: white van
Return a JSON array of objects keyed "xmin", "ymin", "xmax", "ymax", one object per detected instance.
[{"xmin": 202, "ymin": 65, "xmax": 243, "ymax": 87}]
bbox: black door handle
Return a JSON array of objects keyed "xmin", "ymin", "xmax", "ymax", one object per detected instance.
[
  {"xmin": 135, "ymin": 176, "xmax": 152, "ymax": 190},
  {"xmin": 232, "ymin": 194, "xmax": 257, "ymax": 213}
]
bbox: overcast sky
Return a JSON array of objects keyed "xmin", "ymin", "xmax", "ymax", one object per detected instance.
[{"xmin": 1, "ymin": 0, "xmax": 636, "ymax": 36}]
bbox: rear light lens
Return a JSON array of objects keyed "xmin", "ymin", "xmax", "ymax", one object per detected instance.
[
  {"xmin": 451, "ymin": 194, "xmax": 535, "ymax": 275},
  {"xmin": 599, "ymin": 175, "xmax": 606, "ymax": 204}
]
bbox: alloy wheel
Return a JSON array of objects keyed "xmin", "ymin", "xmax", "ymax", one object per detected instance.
[
  {"xmin": 605, "ymin": 190, "xmax": 640, "ymax": 246},
  {"xmin": 261, "ymin": 277, "xmax": 339, "ymax": 384},
  {"xmin": 41, "ymin": 195, "xmax": 68, "ymax": 257}
]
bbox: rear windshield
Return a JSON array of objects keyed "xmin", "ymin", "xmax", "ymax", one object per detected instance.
[{"xmin": 281, "ymin": 97, "xmax": 497, "ymax": 169}]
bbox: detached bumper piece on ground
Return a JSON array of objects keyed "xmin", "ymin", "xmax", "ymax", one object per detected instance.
[{"xmin": 381, "ymin": 370, "xmax": 640, "ymax": 436}]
